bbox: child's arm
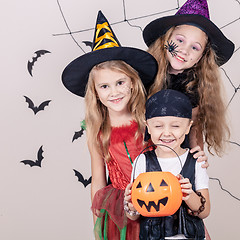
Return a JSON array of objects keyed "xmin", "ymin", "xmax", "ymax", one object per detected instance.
[
  {"xmin": 124, "ymin": 182, "xmax": 140, "ymax": 221},
  {"xmin": 88, "ymin": 142, "xmax": 107, "ymax": 224},
  {"xmin": 189, "ymin": 107, "xmax": 209, "ymax": 169},
  {"xmin": 177, "ymin": 174, "xmax": 210, "ymax": 219},
  {"xmin": 190, "ymin": 145, "xmax": 209, "ymax": 168}
]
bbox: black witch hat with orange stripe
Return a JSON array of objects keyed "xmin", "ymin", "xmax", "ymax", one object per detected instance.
[{"xmin": 62, "ymin": 11, "xmax": 158, "ymax": 97}]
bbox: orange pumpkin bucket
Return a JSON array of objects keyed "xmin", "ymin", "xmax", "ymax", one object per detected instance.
[{"xmin": 131, "ymin": 171, "xmax": 182, "ymax": 217}]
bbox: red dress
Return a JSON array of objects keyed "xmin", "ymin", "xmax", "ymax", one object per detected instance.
[{"xmin": 91, "ymin": 121, "xmax": 145, "ymax": 240}]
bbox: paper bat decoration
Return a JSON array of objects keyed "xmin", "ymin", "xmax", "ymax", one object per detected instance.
[
  {"xmin": 27, "ymin": 50, "xmax": 51, "ymax": 76},
  {"xmin": 73, "ymin": 169, "xmax": 92, "ymax": 188},
  {"xmin": 72, "ymin": 129, "xmax": 84, "ymax": 142},
  {"xmin": 21, "ymin": 146, "xmax": 44, "ymax": 167},
  {"xmin": 82, "ymin": 41, "xmax": 92, "ymax": 48},
  {"xmin": 72, "ymin": 120, "xmax": 86, "ymax": 142},
  {"xmin": 24, "ymin": 96, "xmax": 51, "ymax": 115}
]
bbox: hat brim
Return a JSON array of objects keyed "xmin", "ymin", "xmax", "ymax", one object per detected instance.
[
  {"xmin": 143, "ymin": 14, "xmax": 234, "ymax": 66},
  {"xmin": 62, "ymin": 47, "xmax": 158, "ymax": 97}
]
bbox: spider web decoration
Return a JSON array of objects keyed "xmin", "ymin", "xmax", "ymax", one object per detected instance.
[
  {"xmin": 54, "ymin": 0, "xmax": 240, "ymax": 108},
  {"xmin": 54, "ymin": 0, "xmax": 240, "ymax": 208}
]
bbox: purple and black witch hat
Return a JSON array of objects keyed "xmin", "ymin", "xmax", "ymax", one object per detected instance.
[
  {"xmin": 143, "ymin": 0, "xmax": 234, "ymax": 66},
  {"xmin": 62, "ymin": 11, "xmax": 158, "ymax": 97}
]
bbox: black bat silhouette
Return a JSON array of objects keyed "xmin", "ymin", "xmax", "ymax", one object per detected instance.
[
  {"xmin": 21, "ymin": 146, "xmax": 44, "ymax": 167},
  {"xmin": 24, "ymin": 96, "xmax": 51, "ymax": 115},
  {"xmin": 73, "ymin": 169, "xmax": 92, "ymax": 188},
  {"xmin": 27, "ymin": 50, "xmax": 51, "ymax": 76},
  {"xmin": 72, "ymin": 128, "xmax": 85, "ymax": 142},
  {"xmin": 82, "ymin": 41, "xmax": 93, "ymax": 48}
]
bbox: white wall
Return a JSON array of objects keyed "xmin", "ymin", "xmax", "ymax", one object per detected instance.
[{"xmin": 1, "ymin": 0, "xmax": 239, "ymax": 239}]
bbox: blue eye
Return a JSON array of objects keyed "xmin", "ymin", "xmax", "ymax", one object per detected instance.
[
  {"xmin": 176, "ymin": 38, "xmax": 183, "ymax": 43},
  {"xmin": 117, "ymin": 80, "xmax": 124, "ymax": 86},
  {"xmin": 100, "ymin": 84, "xmax": 108, "ymax": 89},
  {"xmin": 192, "ymin": 45, "xmax": 201, "ymax": 51}
]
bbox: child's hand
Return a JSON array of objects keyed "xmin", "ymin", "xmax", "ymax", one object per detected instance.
[
  {"xmin": 190, "ymin": 145, "xmax": 209, "ymax": 168},
  {"xmin": 177, "ymin": 174, "xmax": 193, "ymax": 201},
  {"xmin": 124, "ymin": 182, "xmax": 136, "ymax": 211}
]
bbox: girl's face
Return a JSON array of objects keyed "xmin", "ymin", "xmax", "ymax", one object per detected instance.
[
  {"xmin": 94, "ymin": 68, "xmax": 132, "ymax": 116},
  {"xmin": 146, "ymin": 116, "xmax": 192, "ymax": 157},
  {"xmin": 166, "ymin": 25, "xmax": 207, "ymax": 74}
]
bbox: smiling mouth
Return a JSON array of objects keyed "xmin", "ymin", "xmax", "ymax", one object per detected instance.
[
  {"xmin": 175, "ymin": 55, "xmax": 187, "ymax": 62},
  {"xmin": 109, "ymin": 97, "xmax": 123, "ymax": 103},
  {"xmin": 160, "ymin": 139, "xmax": 175, "ymax": 144}
]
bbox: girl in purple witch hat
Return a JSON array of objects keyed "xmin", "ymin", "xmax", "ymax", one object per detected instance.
[{"xmin": 143, "ymin": 0, "xmax": 234, "ymax": 157}]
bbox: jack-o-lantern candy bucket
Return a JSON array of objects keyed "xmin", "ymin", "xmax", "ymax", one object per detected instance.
[{"xmin": 131, "ymin": 171, "xmax": 182, "ymax": 217}]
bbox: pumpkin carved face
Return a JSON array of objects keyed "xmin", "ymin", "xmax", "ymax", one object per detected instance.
[{"xmin": 131, "ymin": 171, "xmax": 182, "ymax": 217}]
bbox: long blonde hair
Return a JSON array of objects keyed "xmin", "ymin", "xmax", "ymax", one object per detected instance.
[
  {"xmin": 148, "ymin": 27, "xmax": 230, "ymax": 156},
  {"xmin": 85, "ymin": 60, "xmax": 146, "ymax": 162}
]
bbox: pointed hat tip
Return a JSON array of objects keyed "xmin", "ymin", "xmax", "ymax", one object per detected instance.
[
  {"xmin": 176, "ymin": 0, "xmax": 210, "ymax": 19},
  {"xmin": 92, "ymin": 10, "xmax": 121, "ymax": 51}
]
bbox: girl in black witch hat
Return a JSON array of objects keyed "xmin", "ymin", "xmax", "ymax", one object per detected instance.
[
  {"xmin": 62, "ymin": 10, "xmax": 158, "ymax": 239},
  {"xmin": 143, "ymin": 0, "xmax": 234, "ymax": 157}
]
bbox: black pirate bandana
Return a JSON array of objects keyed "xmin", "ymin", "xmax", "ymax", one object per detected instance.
[{"xmin": 146, "ymin": 89, "xmax": 192, "ymax": 120}]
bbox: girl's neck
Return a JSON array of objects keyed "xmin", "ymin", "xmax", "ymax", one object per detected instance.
[
  {"xmin": 168, "ymin": 68, "xmax": 184, "ymax": 75},
  {"xmin": 109, "ymin": 111, "xmax": 133, "ymax": 127}
]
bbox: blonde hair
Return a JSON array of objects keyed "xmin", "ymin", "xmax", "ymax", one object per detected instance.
[
  {"xmin": 85, "ymin": 60, "xmax": 146, "ymax": 162},
  {"xmin": 148, "ymin": 27, "xmax": 230, "ymax": 156}
]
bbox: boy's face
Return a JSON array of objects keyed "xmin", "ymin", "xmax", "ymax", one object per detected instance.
[{"xmin": 146, "ymin": 116, "xmax": 193, "ymax": 157}]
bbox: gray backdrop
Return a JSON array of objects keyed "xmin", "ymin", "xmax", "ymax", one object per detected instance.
[{"xmin": 1, "ymin": 0, "xmax": 239, "ymax": 239}]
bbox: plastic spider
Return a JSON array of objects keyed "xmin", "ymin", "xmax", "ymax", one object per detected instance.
[{"xmin": 164, "ymin": 40, "xmax": 178, "ymax": 57}]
